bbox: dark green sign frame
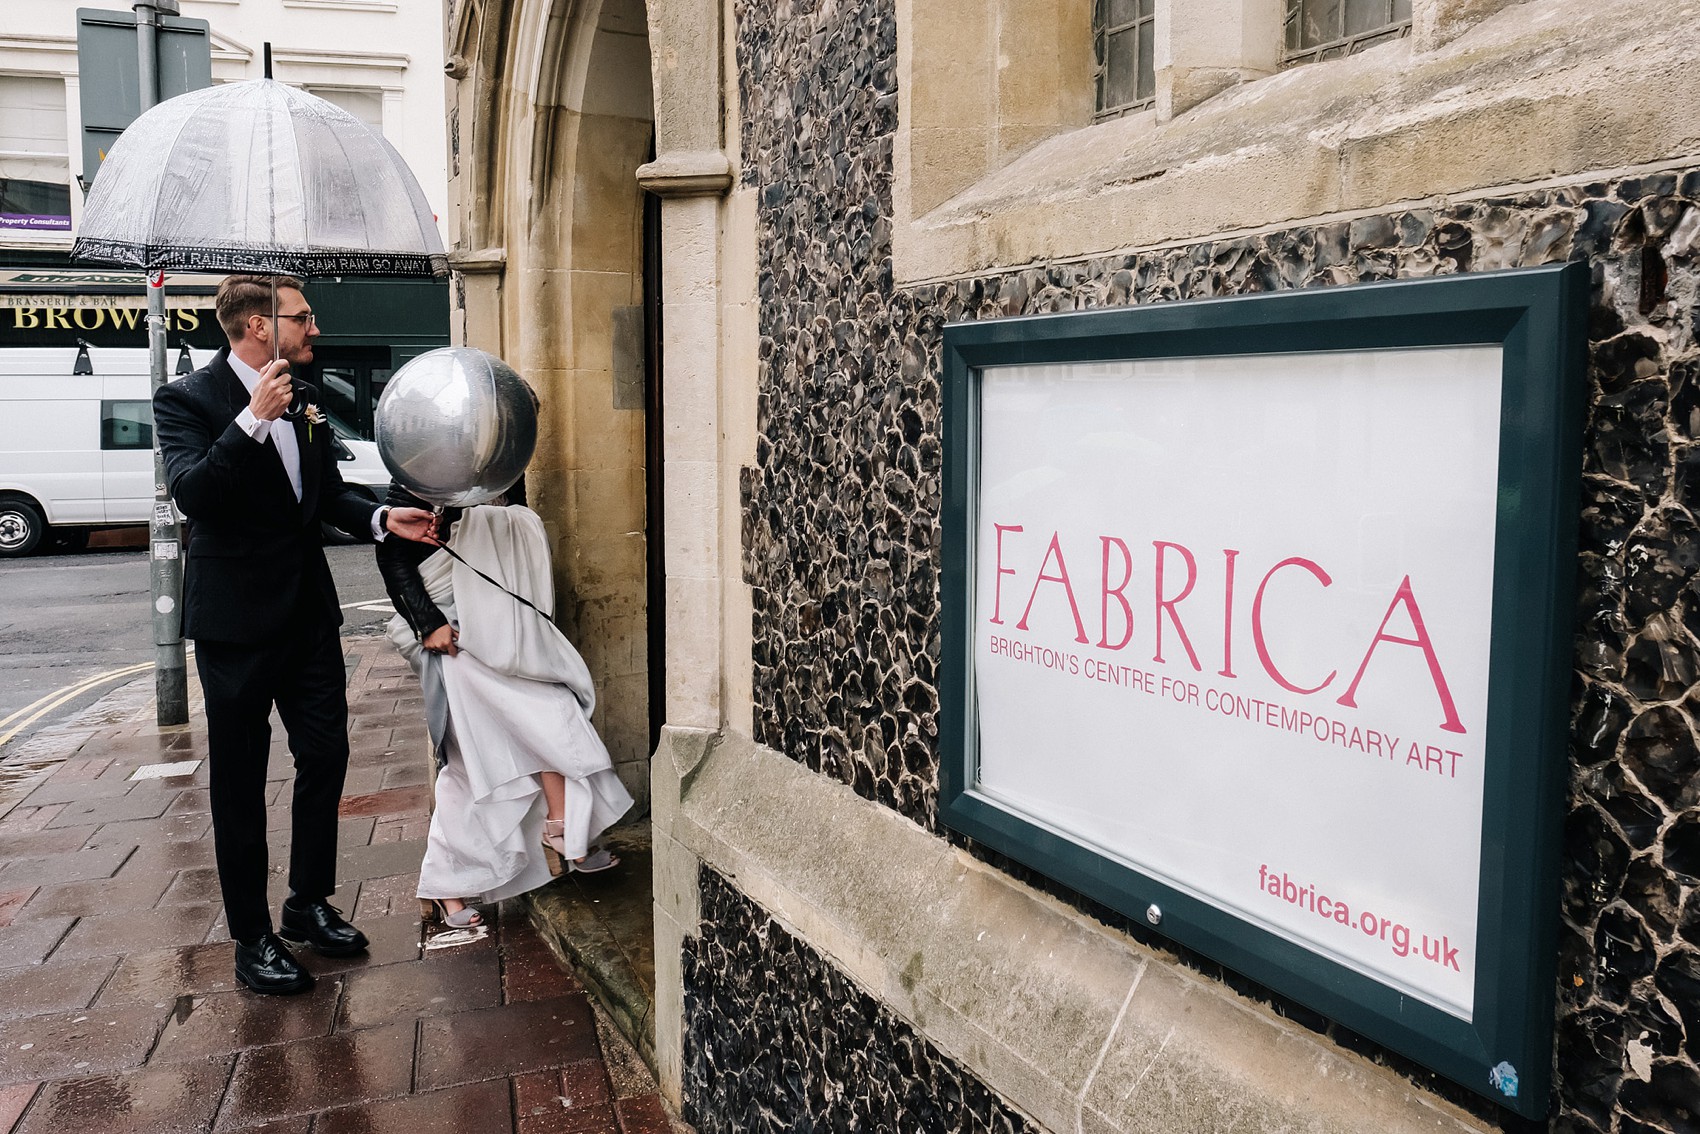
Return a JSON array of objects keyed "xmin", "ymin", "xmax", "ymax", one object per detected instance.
[{"xmin": 939, "ymin": 263, "xmax": 1587, "ymax": 1119}]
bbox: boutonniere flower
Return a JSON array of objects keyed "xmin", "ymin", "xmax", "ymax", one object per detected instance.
[{"xmin": 304, "ymin": 403, "xmax": 325, "ymax": 440}]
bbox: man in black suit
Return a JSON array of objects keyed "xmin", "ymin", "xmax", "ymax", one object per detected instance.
[{"xmin": 154, "ymin": 273, "xmax": 436, "ymax": 994}]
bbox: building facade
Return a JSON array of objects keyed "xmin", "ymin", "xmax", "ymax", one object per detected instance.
[
  {"xmin": 451, "ymin": 0, "xmax": 1700, "ymax": 1129},
  {"xmin": 0, "ymin": 0, "xmax": 452, "ymax": 437}
]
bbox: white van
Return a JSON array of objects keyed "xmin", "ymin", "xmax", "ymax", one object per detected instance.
[{"xmin": 0, "ymin": 345, "xmax": 392, "ymax": 556}]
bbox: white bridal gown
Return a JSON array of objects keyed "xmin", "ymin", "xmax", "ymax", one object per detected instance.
[{"xmin": 389, "ymin": 505, "xmax": 633, "ymax": 902}]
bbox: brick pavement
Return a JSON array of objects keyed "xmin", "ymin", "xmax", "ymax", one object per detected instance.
[{"xmin": 0, "ymin": 633, "xmax": 676, "ymax": 1134}]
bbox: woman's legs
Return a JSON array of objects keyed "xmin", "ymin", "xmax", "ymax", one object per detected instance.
[
  {"xmin": 538, "ymin": 771, "xmax": 614, "ymax": 867},
  {"xmin": 417, "ymin": 730, "xmax": 486, "ymax": 924},
  {"xmin": 541, "ymin": 771, "xmax": 565, "ymax": 821}
]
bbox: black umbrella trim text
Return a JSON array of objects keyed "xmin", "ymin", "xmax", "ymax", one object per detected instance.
[{"xmin": 70, "ymin": 238, "xmax": 449, "ymax": 279}]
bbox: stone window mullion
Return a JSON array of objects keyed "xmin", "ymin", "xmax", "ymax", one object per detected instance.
[
  {"xmin": 1094, "ymin": 0, "xmax": 1156, "ymax": 120},
  {"xmin": 1283, "ymin": 0, "xmax": 1412, "ymax": 66}
]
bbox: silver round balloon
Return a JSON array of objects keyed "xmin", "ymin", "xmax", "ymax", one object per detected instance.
[{"xmin": 375, "ymin": 347, "xmax": 538, "ymax": 508}]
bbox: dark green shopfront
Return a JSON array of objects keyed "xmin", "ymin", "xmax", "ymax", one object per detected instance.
[{"xmin": 0, "ymin": 248, "xmax": 448, "ymax": 440}]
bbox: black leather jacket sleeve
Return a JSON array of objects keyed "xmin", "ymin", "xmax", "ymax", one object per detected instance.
[{"xmin": 374, "ymin": 485, "xmax": 459, "ymax": 641}]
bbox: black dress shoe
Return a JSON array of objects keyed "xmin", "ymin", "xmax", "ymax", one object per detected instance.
[
  {"xmin": 234, "ymin": 932, "xmax": 315, "ymax": 995},
  {"xmin": 279, "ymin": 897, "xmax": 370, "ymax": 956}
]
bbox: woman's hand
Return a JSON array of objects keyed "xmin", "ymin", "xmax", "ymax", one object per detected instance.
[{"xmin": 423, "ymin": 625, "xmax": 458, "ymax": 656}]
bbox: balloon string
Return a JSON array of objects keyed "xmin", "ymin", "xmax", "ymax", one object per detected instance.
[{"xmin": 436, "ymin": 542, "xmax": 556, "ymax": 623}]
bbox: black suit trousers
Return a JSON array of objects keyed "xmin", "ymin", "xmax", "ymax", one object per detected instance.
[{"xmin": 195, "ymin": 594, "xmax": 351, "ymax": 943}]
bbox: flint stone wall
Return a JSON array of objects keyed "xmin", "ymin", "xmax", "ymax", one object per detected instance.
[
  {"xmin": 716, "ymin": 0, "xmax": 1700, "ymax": 1128},
  {"xmin": 680, "ymin": 867, "xmax": 1041, "ymax": 1134}
]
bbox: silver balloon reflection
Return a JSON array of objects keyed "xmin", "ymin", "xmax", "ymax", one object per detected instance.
[{"xmin": 375, "ymin": 347, "xmax": 538, "ymax": 508}]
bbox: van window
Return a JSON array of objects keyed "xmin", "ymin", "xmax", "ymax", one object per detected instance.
[{"xmin": 101, "ymin": 400, "xmax": 153, "ymax": 450}]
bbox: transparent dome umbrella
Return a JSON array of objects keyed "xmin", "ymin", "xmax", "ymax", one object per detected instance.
[
  {"xmin": 73, "ymin": 75, "xmax": 449, "ymax": 402},
  {"xmin": 72, "ymin": 78, "xmax": 447, "ymax": 278}
]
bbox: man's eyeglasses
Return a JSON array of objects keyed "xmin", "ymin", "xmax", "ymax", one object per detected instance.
[{"xmin": 273, "ymin": 313, "xmax": 318, "ymax": 328}]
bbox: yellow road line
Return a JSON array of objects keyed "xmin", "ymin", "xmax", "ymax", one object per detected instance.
[
  {"xmin": 0, "ymin": 655, "xmax": 189, "ymax": 752},
  {"xmin": 0, "ymin": 662, "xmax": 153, "ymax": 749},
  {"xmin": 0, "ymin": 661, "xmax": 152, "ymax": 733}
]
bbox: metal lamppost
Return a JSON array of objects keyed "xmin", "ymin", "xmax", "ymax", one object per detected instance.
[{"xmin": 136, "ymin": 0, "xmax": 189, "ymax": 726}]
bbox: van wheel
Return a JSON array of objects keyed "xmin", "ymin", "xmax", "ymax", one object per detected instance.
[{"xmin": 0, "ymin": 498, "xmax": 44, "ymax": 557}]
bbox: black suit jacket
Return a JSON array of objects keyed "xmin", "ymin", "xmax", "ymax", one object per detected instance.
[{"xmin": 154, "ymin": 346, "xmax": 378, "ymax": 645}]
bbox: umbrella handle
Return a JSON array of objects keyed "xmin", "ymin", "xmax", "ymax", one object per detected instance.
[{"xmin": 285, "ymin": 378, "xmax": 318, "ymax": 420}]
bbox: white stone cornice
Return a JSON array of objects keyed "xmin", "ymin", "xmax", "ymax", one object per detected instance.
[
  {"xmin": 0, "ymin": 33, "xmax": 77, "ymax": 60},
  {"xmin": 208, "ymin": 30, "xmax": 253, "ymax": 63},
  {"xmin": 282, "ymin": 0, "xmax": 400, "ymax": 12},
  {"xmin": 269, "ymin": 47, "xmax": 412, "ymax": 73}
]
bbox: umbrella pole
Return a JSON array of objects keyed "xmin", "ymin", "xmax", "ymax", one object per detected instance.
[{"xmin": 271, "ymin": 274, "xmax": 292, "ymax": 417}]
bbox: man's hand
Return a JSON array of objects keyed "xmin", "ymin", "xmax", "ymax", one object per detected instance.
[
  {"xmin": 249, "ymin": 359, "xmax": 293, "ymax": 421},
  {"xmin": 422, "ymin": 624, "xmax": 458, "ymax": 656},
  {"xmin": 385, "ymin": 506, "xmax": 439, "ymax": 543}
]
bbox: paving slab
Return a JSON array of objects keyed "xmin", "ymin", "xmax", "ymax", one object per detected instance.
[
  {"xmin": 0, "ymin": 959, "xmax": 113, "ymax": 1020},
  {"xmin": 0, "ymin": 1085, "xmax": 37, "ymax": 1133},
  {"xmin": 45, "ymin": 787, "xmax": 175, "ymax": 828},
  {"xmin": 0, "ymin": 805, "xmax": 65, "ymax": 837},
  {"xmin": 0, "ymin": 919, "xmax": 74, "ymax": 969},
  {"xmin": 336, "ymin": 838, "xmax": 431, "ymax": 883},
  {"xmin": 150, "ymin": 982, "xmax": 341, "ymax": 1064},
  {"xmin": 18, "ymin": 873, "xmax": 173, "ymax": 921},
  {"xmin": 349, "ymin": 874, "xmax": 420, "ymax": 923},
  {"xmin": 112, "ymin": 837, "xmax": 218, "ymax": 875},
  {"xmin": 215, "ymin": 1021, "xmax": 416, "ymax": 1128},
  {"xmin": 16, "ymin": 778, "xmax": 133, "ymax": 807},
  {"xmin": 160, "ymin": 789, "xmax": 212, "ymax": 817},
  {"xmin": 0, "ymin": 845, "xmax": 130, "ymax": 889},
  {"xmin": 416, "ymin": 995, "xmax": 602, "ymax": 1090},
  {"xmin": 16, "ymin": 1056, "xmax": 232, "ymax": 1134},
  {"xmin": 0, "ymin": 1004, "xmax": 168, "ymax": 1086},
  {"xmin": 314, "ymin": 1077, "xmax": 512, "ymax": 1134},
  {"xmin": 51, "ymin": 904, "xmax": 220, "ymax": 962},
  {"xmin": 0, "ymin": 892, "xmax": 33, "ymax": 930},
  {"xmin": 502, "ymin": 928, "xmax": 587, "ymax": 1005},
  {"xmin": 156, "ymin": 866, "xmax": 223, "ymax": 907},
  {"xmin": 95, "ymin": 942, "xmax": 241, "ymax": 1007},
  {"xmin": 88, "ymin": 814, "xmax": 212, "ymax": 845},
  {"xmin": 336, "ymin": 948, "xmax": 501, "ymax": 1031},
  {"xmin": 0, "ymin": 830, "xmax": 94, "ymax": 860}
]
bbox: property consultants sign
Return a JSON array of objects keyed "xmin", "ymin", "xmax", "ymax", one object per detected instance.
[{"xmin": 939, "ymin": 265, "xmax": 1586, "ymax": 1118}]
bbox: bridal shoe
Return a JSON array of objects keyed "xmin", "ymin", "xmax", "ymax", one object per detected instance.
[
  {"xmin": 543, "ymin": 819, "xmax": 619, "ymax": 875},
  {"xmin": 426, "ymin": 899, "xmax": 483, "ymax": 928}
]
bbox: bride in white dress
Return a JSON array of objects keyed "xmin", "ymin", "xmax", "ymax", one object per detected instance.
[{"xmin": 382, "ymin": 495, "xmax": 632, "ymax": 927}]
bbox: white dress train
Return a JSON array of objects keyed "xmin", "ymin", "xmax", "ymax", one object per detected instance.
[{"xmin": 389, "ymin": 505, "xmax": 633, "ymax": 903}]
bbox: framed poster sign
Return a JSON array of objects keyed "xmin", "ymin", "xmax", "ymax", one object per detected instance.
[{"xmin": 939, "ymin": 264, "xmax": 1587, "ymax": 1117}]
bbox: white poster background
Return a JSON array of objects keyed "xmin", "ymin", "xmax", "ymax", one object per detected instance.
[{"xmin": 973, "ymin": 347, "xmax": 1502, "ymax": 1019}]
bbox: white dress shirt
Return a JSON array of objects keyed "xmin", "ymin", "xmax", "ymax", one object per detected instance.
[{"xmin": 228, "ymin": 352, "xmax": 388, "ymax": 540}]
